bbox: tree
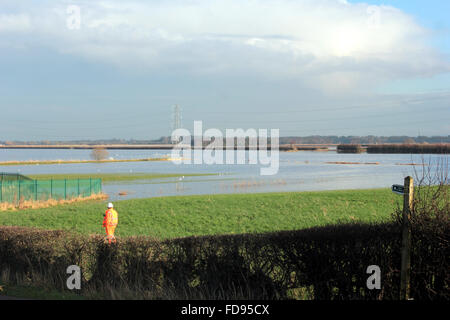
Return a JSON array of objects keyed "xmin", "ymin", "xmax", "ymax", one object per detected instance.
[
  {"xmin": 403, "ymin": 138, "xmax": 416, "ymax": 144},
  {"xmin": 91, "ymin": 147, "xmax": 109, "ymax": 161}
]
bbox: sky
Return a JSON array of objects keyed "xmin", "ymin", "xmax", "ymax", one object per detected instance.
[{"xmin": 0, "ymin": 0, "xmax": 449, "ymax": 140}]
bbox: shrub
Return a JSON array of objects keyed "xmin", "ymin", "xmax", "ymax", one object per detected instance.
[
  {"xmin": 392, "ymin": 157, "xmax": 449, "ymax": 300},
  {"xmin": 90, "ymin": 148, "xmax": 109, "ymax": 161},
  {"xmin": 367, "ymin": 144, "xmax": 449, "ymax": 154},
  {"xmin": 0, "ymin": 219, "xmax": 448, "ymax": 300},
  {"xmin": 337, "ymin": 144, "xmax": 364, "ymax": 153}
]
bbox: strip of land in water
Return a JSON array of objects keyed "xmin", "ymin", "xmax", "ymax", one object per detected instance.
[
  {"xmin": 325, "ymin": 161, "xmax": 380, "ymax": 165},
  {"xmin": 27, "ymin": 172, "xmax": 220, "ymax": 183},
  {"xmin": 0, "ymin": 144, "xmax": 334, "ymax": 151},
  {"xmin": 0, "ymin": 144, "xmax": 176, "ymax": 150},
  {"xmin": 0, "ymin": 157, "xmax": 184, "ymax": 166}
]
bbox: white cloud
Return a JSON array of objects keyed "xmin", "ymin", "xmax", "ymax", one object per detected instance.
[
  {"xmin": 1, "ymin": 0, "xmax": 449, "ymax": 93},
  {"xmin": 0, "ymin": 14, "xmax": 31, "ymax": 32}
]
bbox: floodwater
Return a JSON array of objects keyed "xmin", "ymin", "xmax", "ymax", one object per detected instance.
[{"xmin": 0, "ymin": 149, "xmax": 446, "ymax": 200}]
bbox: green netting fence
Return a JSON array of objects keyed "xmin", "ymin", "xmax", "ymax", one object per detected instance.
[{"xmin": 0, "ymin": 178, "xmax": 102, "ymax": 204}]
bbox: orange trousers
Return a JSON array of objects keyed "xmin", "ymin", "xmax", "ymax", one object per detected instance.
[{"xmin": 104, "ymin": 225, "xmax": 117, "ymax": 244}]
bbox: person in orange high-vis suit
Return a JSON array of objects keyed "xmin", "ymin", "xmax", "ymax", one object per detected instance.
[{"xmin": 103, "ymin": 203, "xmax": 118, "ymax": 244}]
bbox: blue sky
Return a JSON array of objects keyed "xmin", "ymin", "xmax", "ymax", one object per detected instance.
[
  {"xmin": 0, "ymin": 0, "xmax": 449, "ymax": 140},
  {"xmin": 348, "ymin": 0, "xmax": 450, "ymax": 34}
]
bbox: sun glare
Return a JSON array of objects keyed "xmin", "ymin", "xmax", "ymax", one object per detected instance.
[{"xmin": 332, "ymin": 27, "xmax": 363, "ymax": 57}]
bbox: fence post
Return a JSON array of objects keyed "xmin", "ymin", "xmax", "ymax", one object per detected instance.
[
  {"xmin": 77, "ymin": 178, "xmax": 80, "ymax": 197},
  {"xmin": 400, "ymin": 176, "xmax": 413, "ymax": 300},
  {"xmin": 35, "ymin": 180, "xmax": 38, "ymax": 201},
  {"xmin": 64, "ymin": 179, "xmax": 67, "ymax": 200},
  {"xmin": 51, "ymin": 179, "xmax": 53, "ymax": 199},
  {"xmin": 18, "ymin": 180, "xmax": 21, "ymax": 205},
  {"xmin": 89, "ymin": 178, "xmax": 92, "ymax": 196}
]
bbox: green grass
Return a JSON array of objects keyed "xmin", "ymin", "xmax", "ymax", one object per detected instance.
[
  {"xmin": 0, "ymin": 189, "xmax": 400, "ymax": 239},
  {"xmin": 27, "ymin": 172, "xmax": 219, "ymax": 184},
  {"xmin": 0, "ymin": 282, "xmax": 85, "ymax": 300}
]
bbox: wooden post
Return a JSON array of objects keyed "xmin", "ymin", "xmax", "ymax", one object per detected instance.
[
  {"xmin": 400, "ymin": 176, "xmax": 413, "ymax": 300},
  {"xmin": 18, "ymin": 180, "xmax": 21, "ymax": 205}
]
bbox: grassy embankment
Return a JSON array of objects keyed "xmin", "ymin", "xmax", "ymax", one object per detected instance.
[
  {"xmin": 0, "ymin": 157, "xmax": 179, "ymax": 166},
  {"xmin": 27, "ymin": 173, "xmax": 220, "ymax": 184},
  {"xmin": 0, "ymin": 189, "xmax": 400, "ymax": 239}
]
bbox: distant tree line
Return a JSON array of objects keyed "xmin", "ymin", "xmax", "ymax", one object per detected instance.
[
  {"xmin": 0, "ymin": 135, "xmax": 449, "ymax": 145},
  {"xmin": 278, "ymin": 135, "xmax": 450, "ymax": 145}
]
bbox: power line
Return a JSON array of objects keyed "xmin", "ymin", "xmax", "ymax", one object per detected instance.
[{"xmin": 171, "ymin": 104, "xmax": 182, "ymax": 143}]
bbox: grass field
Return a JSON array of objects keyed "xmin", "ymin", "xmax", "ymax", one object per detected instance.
[{"xmin": 0, "ymin": 189, "xmax": 400, "ymax": 239}]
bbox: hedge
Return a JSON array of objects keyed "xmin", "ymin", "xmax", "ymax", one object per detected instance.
[{"xmin": 0, "ymin": 220, "xmax": 447, "ymax": 300}]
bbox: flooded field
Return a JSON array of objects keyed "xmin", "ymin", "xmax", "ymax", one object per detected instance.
[{"xmin": 0, "ymin": 149, "xmax": 445, "ymax": 200}]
